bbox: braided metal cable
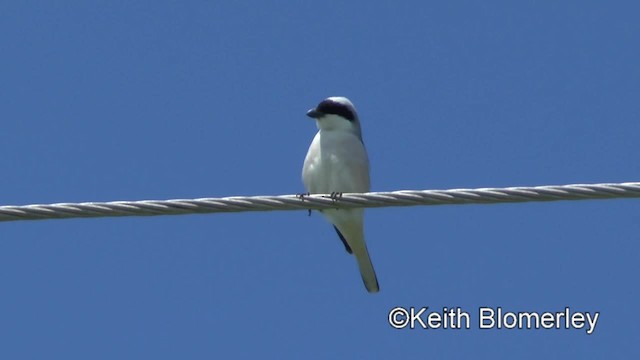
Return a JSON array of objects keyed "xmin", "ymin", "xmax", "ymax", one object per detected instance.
[{"xmin": 1, "ymin": 182, "xmax": 638, "ymax": 222}]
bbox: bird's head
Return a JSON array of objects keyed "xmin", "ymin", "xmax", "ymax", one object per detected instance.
[{"xmin": 306, "ymin": 97, "xmax": 363, "ymax": 138}]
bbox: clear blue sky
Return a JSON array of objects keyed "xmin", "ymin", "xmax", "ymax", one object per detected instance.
[{"xmin": 2, "ymin": 1, "xmax": 639, "ymax": 358}]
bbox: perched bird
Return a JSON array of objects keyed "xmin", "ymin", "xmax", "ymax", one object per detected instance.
[{"xmin": 302, "ymin": 96, "xmax": 379, "ymax": 293}]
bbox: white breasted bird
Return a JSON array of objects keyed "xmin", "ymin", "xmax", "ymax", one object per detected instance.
[{"xmin": 302, "ymin": 96, "xmax": 379, "ymax": 293}]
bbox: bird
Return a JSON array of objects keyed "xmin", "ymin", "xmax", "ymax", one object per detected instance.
[{"xmin": 302, "ymin": 96, "xmax": 379, "ymax": 293}]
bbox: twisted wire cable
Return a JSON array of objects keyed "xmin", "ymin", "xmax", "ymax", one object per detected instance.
[{"xmin": 1, "ymin": 182, "xmax": 638, "ymax": 223}]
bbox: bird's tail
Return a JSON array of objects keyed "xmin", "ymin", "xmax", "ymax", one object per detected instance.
[
  {"xmin": 339, "ymin": 222, "xmax": 379, "ymax": 293},
  {"xmin": 353, "ymin": 241, "xmax": 379, "ymax": 293}
]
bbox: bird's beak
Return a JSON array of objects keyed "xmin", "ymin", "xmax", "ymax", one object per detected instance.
[{"xmin": 306, "ymin": 108, "xmax": 323, "ymax": 118}]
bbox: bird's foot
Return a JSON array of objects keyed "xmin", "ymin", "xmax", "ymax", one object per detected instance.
[
  {"xmin": 329, "ymin": 191, "xmax": 343, "ymax": 204},
  {"xmin": 296, "ymin": 193, "xmax": 312, "ymax": 216}
]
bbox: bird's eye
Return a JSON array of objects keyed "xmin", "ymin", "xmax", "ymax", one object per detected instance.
[{"xmin": 317, "ymin": 100, "xmax": 355, "ymax": 121}]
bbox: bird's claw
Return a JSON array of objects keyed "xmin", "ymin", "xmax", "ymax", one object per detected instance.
[{"xmin": 296, "ymin": 193, "xmax": 312, "ymax": 216}]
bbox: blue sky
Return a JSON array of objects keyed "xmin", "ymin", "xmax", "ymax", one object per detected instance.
[{"xmin": 1, "ymin": 1, "xmax": 639, "ymax": 358}]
